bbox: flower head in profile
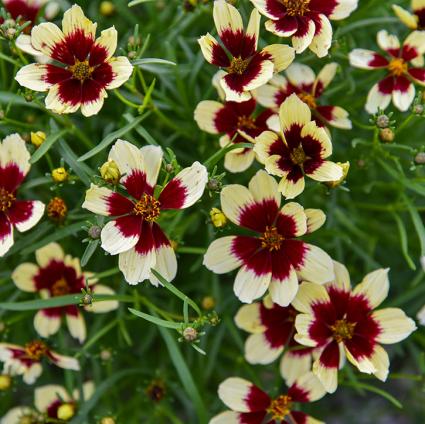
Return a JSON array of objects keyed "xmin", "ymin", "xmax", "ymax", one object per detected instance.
[
  {"xmin": 235, "ymin": 296, "xmax": 316, "ymax": 386},
  {"xmin": 254, "ymin": 94, "xmax": 343, "ymax": 199},
  {"xmin": 393, "ymin": 0, "xmax": 425, "ymax": 30},
  {"xmin": 11, "ymin": 242, "xmax": 118, "ymax": 343},
  {"xmin": 83, "ymin": 139, "xmax": 208, "ymax": 286},
  {"xmin": 292, "ymin": 262, "xmax": 417, "ymax": 393},
  {"xmin": 210, "ymin": 373, "xmax": 325, "ymax": 424},
  {"xmin": 2, "ymin": 381, "xmax": 94, "ymax": 423},
  {"xmin": 255, "ymin": 62, "xmax": 352, "ymax": 130},
  {"xmin": 15, "ymin": 4, "xmax": 133, "ymax": 116},
  {"xmin": 0, "ymin": 134, "xmax": 45, "ymax": 257},
  {"xmin": 250, "ymin": 0, "xmax": 358, "ymax": 57},
  {"xmin": 198, "ymin": 0, "xmax": 295, "ymax": 102},
  {"xmin": 0, "ymin": 340, "xmax": 79, "ymax": 384},
  {"xmin": 349, "ymin": 30, "xmax": 425, "ymax": 113},
  {"xmin": 203, "ymin": 170, "xmax": 334, "ymax": 306}
]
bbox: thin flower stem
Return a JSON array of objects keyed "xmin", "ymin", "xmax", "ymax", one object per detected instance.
[
  {"xmin": 177, "ymin": 246, "xmax": 206, "ymax": 255},
  {"xmin": 396, "ymin": 113, "xmax": 416, "ymax": 134},
  {"xmin": 114, "ymin": 89, "xmax": 140, "ymax": 108}
]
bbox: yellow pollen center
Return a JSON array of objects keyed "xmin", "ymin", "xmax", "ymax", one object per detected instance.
[
  {"xmin": 298, "ymin": 92, "xmax": 317, "ymax": 109},
  {"xmin": 330, "ymin": 319, "xmax": 356, "ymax": 343},
  {"xmin": 69, "ymin": 59, "xmax": 93, "ymax": 81},
  {"xmin": 228, "ymin": 57, "xmax": 250, "ymax": 75},
  {"xmin": 47, "ymin": 197, "xmax": 68, "ymax": 221},
  {"xmin": 24, "ymin": 340, "xmax": 48, "ymax": 361},
  {"xmin": 261, "ymin": 226, "xmax": 284, "ymax": 251},
  {"xmin": 51, "ymin": 277, "xmax": 70, "ymax": 297},
  {"xmin": 133, "ymin": 194, "xmax": 161, "ymax": 222},
  {"xmin": 282, "ymin": 0, "xmax": 310, "ymax": 16},
  {"xmin": 290, "ymin": 145, "xmax": 307, "ymax": 165},
  {"xmin": 0, "ymin": 187, "xmax": 15, "ymax": 212},
  {"xmin": 237, "ymin": 115, "xmax": 257, "ymax": 130},
  {"xmin": 267, "ymin": 395, "xmax": 293, "ymax": 420},
  {"xmin": 388, "ymin": 58, "xmax": 408, "ymax": 77}
]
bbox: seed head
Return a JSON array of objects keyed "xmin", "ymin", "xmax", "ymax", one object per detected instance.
[{"xmin": 182, "ymin": 327, "xmax": 198, "ymax": 341}]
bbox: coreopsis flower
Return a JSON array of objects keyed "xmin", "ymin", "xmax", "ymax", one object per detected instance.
[
  {"xmin": 1, "ymin": 0, "xmax": 45, "ymax": 28},
  {"xmin": 11, "ymin": 242, "xmax": 118, "ymax": 343},
  {"xmin": 235, "ymin": 296, "xmax": 317, "ymax": 385},
  {"xmin": 203, "ymin": 170, "xmax": 334, "ymax": 306},
  {"xmin": 0, "ymin": 133, "xmax": 45, "ymax": 257},
  {"xmin": 2, "ymin": 381, "xmax": 94, "ymax": 423},
  {"xmin": 254, "ymin": 94, "xmax": 343, "ymax": 199},
  {"xmin": 250, "ymin": 0, "xmax": 358, "ymax": 57},
  {"xmin": 255, "ymin": 62, "xmax": 352, "ymax": 129},
  {"xmin": 210, "ymin": 372, "xmax": 325, "ymax": 424},
  {"xmin": 198, "ymin": 0, "xmax": 295, "ymax": 102},
  {"xmin": 393, "ymin": 0, "xmax": 425, "ymax": 30},
  {"xmin": 0, "ymin": 340, "xmax": 79, "ymax": 384},
  {"xmin": 349, "ymin": 30, "xmax": 425, "ymax": 113},
  {"xmin": 15, "ymin": 4, "xmax": 133, "ymax": 116},
  {"xmin": 292, "ymin": 262, "xmax": 417, "ymax": 393},
  {"xmin": 82, "ymin": 139, "xmax": 208, "ymax": 285}
]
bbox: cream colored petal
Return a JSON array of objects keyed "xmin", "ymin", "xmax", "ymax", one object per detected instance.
[
  {"xmin": 35, "ymin": 242, "xmax": 64, "ymax": 267},
  {"xmin": 279, "ymin": 93, "xmax": 311, "ymax": 131},
  {"xmin": 105, "ymin": 57, "xmax": 133, "ymax": 90},
  {"xmin": 11, "ymin": 263, "xmax": 38, "ymax": 292}
]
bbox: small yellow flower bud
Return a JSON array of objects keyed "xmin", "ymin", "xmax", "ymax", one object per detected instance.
[
  {"xmin": 325, "ymin": 162, "xmax": 350, "ymax": 188},
  {"xmin": 210, "ymin": 207, "xmax": 227, "ymax": 228},
  {"xmin": 0, "ymin": 374, "xmax": 11, "ymax": 390},
  {"xmin": 30, "ymin": 131, "xmax": 46, "ymax": 148},
  {"xmin": 201, "ymin": 296, "xmax": 215, "ymax": 310},
  {"xmin": 379, "ymin": 128, "xmax": 395, "ymax": 143},
  {"xmin": 100, "ymin": 160, "xmax": 121, "ymax": 185},
  {"xmin": 51, "ymin": 167, "xmax": 69, "ymax": 183},
  {"xmin": 99, "ymin": 1, "xmax": 115, "ymax": 16},
  {"xmin": 100, "ymin": 418, "xmax": 116, "ymax": 424},
  {"xmin": 57, "ymin": 403, "xmax": 75, "ymax": 420}
]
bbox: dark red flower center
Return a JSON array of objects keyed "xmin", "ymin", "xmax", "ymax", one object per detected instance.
[
  {"xmin": 267, "ymin": 394, "xmax": 292, "ymax": 420},
  {"xmin": 261, "ymin": 226, "xmax": 284, "ymax": 251},
  {"xmin": 237, "ymin": 115, "xmax": 257, "ymax": 130},
  {"xmin": 51, "ymin": 277, "xmax": 71, "ymax": 297},
  {"xmin": 330, "ymin": 318, "xmax": 356, "ymax": 343},
  {"xmin": 298, "ymin": 92, "xmax": 317, "ymax": 109},
  {"xmin": 0, "ymin": 187, "xmax": 15, "ymax": 212},
  {"xmin": 290, "ymin": 145, "xmax": 307, "ymax": 165},
  {"xmin": 228, "ymin": 57, "xmax": 250, "ymax": 75},
  {"xmin": 68, "ymin": 59, "xmax": 94, "ymax": 81},
  {"xmin": 133, "ymin": 194, "xmax": 161, "ymax": 222},
  {"xmin": 388, "ymin": 58, "xmax": 408, "ymax": 77},
  {"xmin": 283, "ymin": 0, "xmax": 310, "ymax": 16},
  {"xmin": 24, "ymin": 340, "xmax": 48, "ymax": 361}
]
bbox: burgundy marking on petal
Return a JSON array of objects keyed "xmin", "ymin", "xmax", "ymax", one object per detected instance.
[
  {"xmin": 315, "ymin": 105, "xmax": 334, "ymax": 122},
  {"xmin": 273, "ymin": 15, "xmax": 299, "ymax": 34},
  {"xmin": 152, "ymin": 222, "xmax": 171, "ymax": 248},
  {"xmin": 416, "ymin": 9, "xmax": 425, "ymax": 28},
  {"xmin": 327, "ymin": 287, "xmax": 351, "ymax": 319},
  {"xmin": 287, "ymin": 337, "xmax": 314, "ymax": 357},
  {"xmin": 368, "ymin": 53, "xmax": 389, "ymax": 67},
  {"xmin": 303, "ymin": 158, "xmax": 324, "ymax": 175},
  {"xmin": 286, "ymin": 167, "xmax": 304, "ymax": 183},
  {"xmin": 4, "ymin": 0, "xmax": 40, "ymax": 24},
  {"xmin": 309, "ymin": 0, "xmax": 339, "ymax": 16},
  {"xmin": 44, "ymin": 65, "xmax": 73, "ymax": 84},
  {"xmin": 394, "ymin": 75, "xmax": 411, "ymax": 92},
  {"xmin": 290, "ymin": 410, "xmax": 309, "ymax": 424},
  {"xmin": 11, "ymin": 348, "xmax": 37, "ymax": 367},
  {"xmin": 7, "ymin": 200, "xmax": 36, "ymax": 226},
  {"xmin": 378, "ymin": 76, "xmax": 395, "ymax": 94},
  {"xmin": 313, "ymin": 80, "xmax": 324, "ymax": 97},
  {"xmin": 284, "ymin": 124, "xmax": 304, "ymax": 150},
  {"xmin": 271, "ymin": 250, "xmax": 293, "ymax": 282},
  {"xmin": 287, "ymin": 383, "xmax": 309, "ymax": 403},
  {"xmin": 0, "ymin": 164, "xmax": 26, "ymax": 192},
  {"xmin": 275, "ymin": 211, "xmax": 298, "ymax": 239},
  {"xmin": 260, "ymin": 302, "xmax": 295, "ymax": 348},
  {"xmin": 114, "ymin": 215, "xmax": 142, "ymax": 239},
  {"xmin": 344, "ymin": 334, "xmax": 376, "ymax": 361},
  {"xmin": 319, "ymin": 340, "xmax": 340, "ymax": 368},
  {"xmin": 275, "ymin": 84, "xmax": 297, "ymax": 107},
  {"xmin": 65, "ymin": 305, "xmax": 79, "ymax": 317},
  {"xmin": 309, "ymin": 303, "xmax": 335, "ymax": 345},
  {"xmin": 81, "ymin": 79, "xmax": 104, "ymax": 104},
  {"xmin": 239, "ymin": 411, "xmax": 267, "ymax": 424},
  {"xmin": 0, "ymin": 213, "xmax": 12, "ymax": 241},
  {"xmin": 245, "ymin": 384, "xmax": 271, "ymax": 412},
  {"xmin": 232, "ymin": 236, "xmax": 272, "ymax": 276},
  {"xmin": 41, "ymin": 307, "xmax": 62, "ymax": 317},
  {"xmin": 239, "ymin": 199, "xmax": 279, "ymax": 233},
  {"xmin": 91, "ymin": 62, "xmax": 114, "ymax": 87},
  {"xmin": 57, "ymin": 78, "xmax": 83, "ymax": 106},
  {"xmin": 293, "ymin": 16, "xmax": 313, "ymax": 38},
  {"xmin": 301, "ymin": 134, "xmax": 323, "ymax": 158},
  {"xmin": 211, "ymin": 42, "xmax": 231, "ymax": 67},
  {"xmin": 280, "ymin": 239, "xmax": 306, "ymax": 271},
  {"xmin": 386, "ymin": 48, "xmax": 400, "ymax": 58},
  {"xmin": 408, "ymin": 68, "xmax": 425, "ymax": 83},
  {"xmin": 214, "ymin": 98, "xmax": 256, "ymax": 134},
  {"xmin": 265, "ymin": 0, "xmax": 286, "ymax": 18},
  {"xmin": 106, "ymin": 192, "xmax": 134, "ymax": 216},
  {"xmin": 134, "ymin": 221, "xmax": 155, "ymax": 255},
  {"xmin": 89, "ymin": 44, "xmax": 109, "ymax": 67},
  {"xmin": 401, "ymin": 45, "xmax": 418, "ymax": 62},
  {"xmin": 220, "ymin": 30, "xmax": 256, "ymax": 60},
  {"xmin": 123, "ymin": 170, "xmax": 153, "ymax": 200},
  {"xmin": 158, "ymin": 178, "xmax": 187, "ymax": 210},
  {"xmin": 47, "ymin": 399, "xmax": 65, "ymax": 419},
  {"xmin": 51, "ymin": 29, "xmax": 95, "ymax": 65}
]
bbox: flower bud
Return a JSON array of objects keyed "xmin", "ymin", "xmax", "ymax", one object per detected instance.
[
  {"xmin": 88, "ymin": 225, "xmax": 102, "ymax": 239},
  {"xmin": 100, "ymin": 418, "xmax": 116, "ymax": 424},
  {"xmin": 100, "ymin": 1, "xmax": 115, "ymax": 16},
  {"xmin": 0, "ymin": 374, "xmax": 11, "ymax": 390},
  {"xmin": 81, "ymin": 293, "xmax": 93, "ymax": 306},
  {"xmin": 415, "ymin": 152, "xmax": 425, "ymax": 164},
  {"xmin": 379, "ymin": 128, "xmax": 394, "ymax": 143},
  {"xmin": 325, "ymin": 162, "xmax": 350, "ymax": 188},
  {"xmin": 31, "ymin": 131, "xmax": 46, "ymax": 148},
  {"xmin": 376, "ymin": 114, "xmax": 390, "ymax": 128},
  {"xmin": 100, "ymin": 348, "xmax": 112, "ymax": 361},
  {"xmin": 146, "ymin": 379, "xmax": 165, "ymax": 402},
  {"xmin": 413, "ymin": 104, "xmax": 424, "ymax": 115},
  {"xmin": 57, "ymin": 403, "xmax": 75, "ymax": 420},
  {"xmin": 47, "ymin": 197, "xmax": 68, "ymax": 222},
  {"xmin": 201, "ymin": 296, "xmax": 215, "ymax": 310},
  {"xmin": 6, "ymin": 27, "xmax": 16, "ymax": 39},
  {"xmin": 100, "ymin": 160, "xmax": 120, "ymax": 185},
  {"xmin": 182, "ymin": 327, "xmax": 198, "ymax": 341},
  {"xmin": 207, "ymin": 178, "xmax": 220, "ymax": 191},
  {"xmin": 210, "ymin": 207, "xmax": 227, "ymax": 228},
  {"xmin": 51, "ymin": 167, "xmax": 68, "ymax": 183},
  {"xmin": 165, "ymin": 163, "xmax": 174, "ymax": 173}
]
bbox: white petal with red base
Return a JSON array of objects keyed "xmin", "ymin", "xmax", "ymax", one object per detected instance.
[
  {"xmin": 13, "ymin": 201, "xmax": 45, "ymax": 233},
  {"xmin": 23, "ymin": 363, "xmax": 43, "ymax": 385},
  {"xmin": 194, "ymin": 101, "xmax": 223, "ymax": 134},
  {"xmin": 35, "ymin": 384, "xmax": 69, "ymax": 412},
  {"xmin": 108, "ymin": 139, "xmax": 144, "ymax": 180},
  {"xmin": 30, "ymin": 22, "xmax": 65, "ymax": 57},
  {"xmin": 307, "ymin": 161, "xmax": 343, "ymax": 182},
  {"xmin": 261, "ymin": 44, "xmax": 295, "ymax": 73},
  {"xmin": 278, "ymin": 175, "xmax": 306, "ymax": 200},
  {"xmin": 100, "ymin": 220, "xmax": 140, "ymax": 255},
  {"xmin": 0, "ymin": 133, "xmax": 30, "ymax": 175},
  {"xmin": 404, "ymin": 31, "xmax": 425, "ymax": 56},
  {"xmin": 82, "ymin": 184, "xmax": 117, "ymax": 216},
  {"xmin": 292, "ymin": 282, "xmax": 330, "ymax": 314},
  {"xmin": 292, "ymin": 19, "xmax": 315, "ymax": 54},
  {"xmin": 280, "ymin": 202, "xmax": 307, "ymax": 237},
  {"xmin": 392, "ymin": 82, "xmax": 415, "ymax": 112},
  {"xmin": 204, "ymin": 236, "xmax": 243, "ymax": 274},
  {"xmin": 305, "ymin": 209, "xmax": 326, "ymax": 234},
  {"xmin": 312, "ymin": 357, "xmax": 338, "ymax": 393},
  {"xmin": 218, "ymin": 377, "xmax": 256, "ymax": 412},
  {"xmin": 15, "ymin": 64, "xmax": 51, "ymax": 91},
  {"xmin": 246, "ymin": 8, "xmax": 260, "ymax": 50},
  {"xmin": 62, "ymin": 4, "xmax": 97, "ymax": 38},
  {"xmin": 198, "ymin": 33, "xmax": 221, "ymax": 65},
  {"xmin": 213, "ymin": 0, "xmax": 243, "ymax": 38},
  {"xmin": 253, "ymin": 84, "xmax": 280, "ymax": 108},
  {"xmin": 268, "ymin": 265, "xmax": 299, "ymax": 307},
  {"xmin": 286, "ymin": 63, "xmax": 316, "ymax": 88},
  {"xmin": 94, "ymin": 27, "xmax": 117, "ymax": 61},
  {"xmin": 34, "ymin": 310, "xmax": 61, "ymax": 338},
  {"xmin": 234, "ymin": 303, "xmax": 264, "ymax": 333},
  {"xmin": 301, "ymin": 121, "xmax": 332, "ymax": 158},
  {"xmin": 248, "ymin": 170, "xmax": 281, "ymax": 207},
  {"xmin": 224, "ymin": 149, "xmax": 255, "ymax": 173},
  {"xmin": 330, "ymin": 0, "xmax": 359, "ymax": 19},
  {"xmin": 254, "ymin": 131, "xmax": 280, "ymax": 164},
  {"xmin": 280, "ymin": 351, "xmax": 312, "ymax": 386},
  {"xmin": 90, "ymin": 284, "xmax": 119, "ymax": 313},
  {"xmin": 66, "ymin": 312, "xmax": 86, "ymax": 343},
  {"xmin": 373, "ymin": 308, "xmax": 417, "ymax": 344},
  {"xmin": 149, "ymin": 245, "xmax": 178, "ymax": 286},
  {"xmin": 50, "ymin": 351, "xmax": 80, "ymax": 371},
  {"xmin": 369, "ymin": 344, "xmax": 390, "ymax": 381},
  {"xmin": 279, "ymin": 94, "xmax": 311, "ymax": 131},
  {"xmin": 234, "ymin": 267, "xmax": 271, "ymax": 304},
  {"xmin": 377, "ymin": 30, "xmax": 400, "ymax": 53},
  {"xmin": 209, "ymin": 411, "xmax": 241, "ymax": 424},
  {"xmin": 80, "ymin": 90, "xmax": 108, "ymax": 117},
  {"xmin": 11, "ymin": 263, "xmax": 38, "ymax": 292},
  {"xmin": 296, "ymin": 244, "xmax": 334, "ymax": 285},
  {"xmin": 221, "ymin": 184, "xmax": 254, "ymax": 226},
  {"xmin": 106, "ymin": 57, "xmax": 134, "ymax": 90},
  {"xmin": 310, "ymin": 14, "xmax": 333, "ymax": 58},
  {"xmin": 315, "ymin": 63, "xmax": 338, "ymax": 92},
  {"xmin": 118, "ymin": 246, "xmax": 156, "ymax": 285},
  {"xmin": 245, "ymin": 332, "xmax": 283, "ymax": 364},
  {"xmin": 294, "ymin": 371, "xmax": 326, "ymax": 402},
  {"xmin": 353, "ymin": 268, "xmax": 389, "ymax": 308},
  {"xmin": 35, "ymin": 242, "xmax": 64, "ymax": 267},
  {"xmin": 349, "ymin": 49, "xmax": 387, "ymax": 69},
  {"xmin": 331, "ymin": 261, "xmax": 351, "ymax": 291},
  {"xmin": 365, "ymin": 82, "xmax": 392, "ymax": 114},
  {"xmin": 294, "ymin": 314, "xmax": 318, "ymax": 347},
  {"xmin": 139, "ymin": 145, "xmax": 164, "ymax": 188}
]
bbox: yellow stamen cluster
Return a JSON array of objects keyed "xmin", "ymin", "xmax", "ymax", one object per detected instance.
[
  {"xmin": 0, "ymin": 187, "xmax": 15, "ymax": 212},
  {"xmin": 330, "ymin": 318, "xmax": 356, "ymax": 343},
  {"xmin": 261, "ymin": 226, "xmax": 284, "ymax": 251},
  {"xmin": 133, "ymin": 194, "xmax": 161, "ymax": 222},
  {"xmin": 57, "ymin": 403, "xmax": 76, "ymax": 420},
  {"xmin": 237, "ymin": 115, "xmax": 257, "ymax": 129},
  {"xmin": 283, "ymin": 0, "xmax": 310, "ymax": 16},
  {"xmin": 47, "ymin": 197, "xmax": 68, "ymax": 222},
  {"xmin": 388, "ymin": 58, "xmax": 408, "ymax": 77},
  {"xmin": 228, "ymin": 57, "xmax": 250, "ymax": 75},
  {"xmin": 24, "ymin": 340, "xmax": 48, "ymax": 361},
  {"xmin": 298, "ymin": 92, "xmax": 317, "ymax": 109},
  {"xmin": 51, "ymin": 277, "xmax": 70, "ymax": 297},
  {"xmin": 267, "ymin": 395, "xmax": 293, "ymax": 420},
  {"xmin": 290, "ymin": 145, "xmax": 307, "ymax": 165},
  {"xmin": 69, "ymin": 59, "xmax": 94, "ymax": 81}
]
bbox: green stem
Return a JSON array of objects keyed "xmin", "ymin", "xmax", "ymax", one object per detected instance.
[{"xmin": 114, "ymin": 89, "xmax": 140, "ymax": 109}]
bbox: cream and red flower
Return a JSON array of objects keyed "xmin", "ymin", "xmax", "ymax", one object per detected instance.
[
  {"xmin": 393, "ymin": 0, "xmax": 425, "ymax": 30},
  {"xmin": 235, "ymin": 296, "xmax": 317, "ymax": 386},
  {"xmin": 255, "ymin": 62, "xmax": 352, "ymax": 130},
  {"xmin": 11, "ymin": 242, "xmax": 118, "ymax": 343},
  {"xmin": 2, "ymin": 381, "xmax": 94, "ymax": 424},
  {"xmin": 198, "ymin": 0, "xmax": 294, "ymax": 102},
  {"xmin": 210, "ymin": 373, "xmax": 325, "ymax": 424},
  {"xmin": 0, "ymin": 133, "xmax": 45, "ymax": 257},
  {"xmin": 292, "ymin": 262, "xmax": 417, "ymax": 393},
  {"xmin": 83, "ymin": 139, "xmax": 208, "ymax": 285},
  {"xmin": 15, "ymin": 5, "xmax": 133, "ymax": 116},
  {"xmin": 349, "ymin": 30, "xmax": 425, "ymax": 113},
  {"xmin": 0, "ymin": 340, "xmax": 79, "ymax": 384},
  {"xmin": 203, "ymin": 170, "xmax": 334, "ymax": 306},
  {"xmin": 250, "ymin": 0, "xmax": 358, "ymax": 57},
  {"xmin": 254, "ymin": 94, "xmax": 342, "ymax": 199},
  {"xmin": 1, "ymin": 0, "xmax": 45, "ymax": 27}
]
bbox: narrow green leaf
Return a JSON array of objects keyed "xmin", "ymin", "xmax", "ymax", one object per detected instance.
[
  {"xmin": 128, "ymin": 0, "xmax": 155, "ymax": 6},
  {"xmin": 203, "ymin": 142, "xmax": 252, "ymax": 169},
  {"xmin": 391, "ymin": 212, "xmax": 416, "ymax": 270},
  {"xmin": 403, "ymin": 195, "xmax": 425, "ymax": 257},
  {"xmin": 128, "ymin": 307, "xmax": 182, "ymax": 329},
  {"xmin": 57, "ymin": 139, "xmax": 91, "ymax": 186},
  {"xmin": 133, "ymin": 58, "xmax": 176, "ymax": 67},
  {"xmin": 80, "ymin": 240, "xmax": 99, "ymax": 267},
  {"xmin": 124, "ymin": 113, "xmax": 158, "ymax": 145},
  {"xmin": 30, "ymin": 129, "xmax": 68, "ymax": 164},
  {"xmin": 0, "ymin": 294, "xmax": 79, "ymax": 310}
]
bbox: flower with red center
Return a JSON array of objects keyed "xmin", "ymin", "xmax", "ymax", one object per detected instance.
[
  {"xmin": 203, "ymin": 170, "xmax": 334, "ymax": 306},
  {"xmin": 82, "ymin": 139, "xmax": 208, "ymax": 285},
  {"xmin": 254, "ymin": 94, "xmax": 343, "ymax": 199},
  {"xmin": 0, "ymin": 134, "xmax": 45, "ymax": 257},
  {"xmin": 210, "ymin": 372, "xmax": 325, "ymax": 424},
  {"xmin": 292, "ymin": 262, "xmax": 417, "ymax": 393},
  {"xmin": 1, "ymin": 0, "xmax": 44, "ymax": 27},
  {"xmin": 250, "ymin": 0, "xmax": 358, "ymax": 57},
  {"xmin": 255, "ymin": 62, "xmax": 352, "ymax": 130},
  {"xmin": 349, "ymin": 30, "xmax": 425, "ymax": 113},
  {"xmin": 198, "ymin": 0, "xmax": 295, "ymax": 102},
  {"xmin": 2, "ymin": 381, "xmax": 94, "ymax": 423},
  {"xmin": 393, "ymin": 0, "xmax": 425, "ymax": 30},
  {"xmin": 15, "ymin": 5, "xmax": 133, "ymax": 117},
  {"xmin": 235, "ymin": 296, "xmax": 318, "ymax": 386},
  {"xmin": 11, "ymin": 242, "xmax": 118, "ymax": 343},
  {"xmin": 0, "ymin": 340, "xmax": 79, "ymax": 384}
]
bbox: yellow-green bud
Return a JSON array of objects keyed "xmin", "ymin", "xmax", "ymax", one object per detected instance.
[
  {"xmin": 100, "ymin": 418, "xmax": 116, "ymax": 424},
  {"xmin": 210, "ymin": 207, "xmax": 227, "ymax": 228},
  {"xmin": 100, "ymin": 160, "xmax": 120, "ymax": 185},
  {"xmin": 57, "ymin": 403, "xmax": 75, "ymax": 420},
  {"xmin": 201, "ymin": 296, "xmax": 215, "ymax": 310},
  {"xmin": 0, "ymin": 374, "xmax": 11, "ymax": 390},
  {"xmin": 51, "ymin": 167, "xmax": 69, "ymax": 183},
  {"xmin": 325, "ymin": 161, "xmax": 350, "ymax": 188},
  {"xmin": 99, "ymin": 1, "xmax": 115, "ymax": 16},
  {"xmin": 379, "ymin": 128, "xmax": 395, "ymax": 143},
  {"xmin": 30, "ymin": 131, "xmax": 46, "ymax": 148}
]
